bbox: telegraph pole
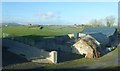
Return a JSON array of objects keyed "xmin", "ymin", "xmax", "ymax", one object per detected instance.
[{"xmin": 118, "ymin": 2, "xmax": 120, "ymax": 32}]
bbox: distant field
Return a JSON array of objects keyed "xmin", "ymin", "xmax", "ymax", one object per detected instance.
[{"xmin": 2, "ymin": 26, "xmax": 83, "ymax": 37}]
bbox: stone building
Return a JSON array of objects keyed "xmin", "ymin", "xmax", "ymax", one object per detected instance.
[
  {"xmin": 72, "ymin": 35, "xmax": 100, "ymax": 58},
  {"xmin": 72, "ymin": 27, "xmax": 118, "ymax": 58}
]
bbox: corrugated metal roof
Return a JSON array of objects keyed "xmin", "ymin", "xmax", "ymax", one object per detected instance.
[
  {"xmin": 83, "ymin": 27, "xmax": 116, "ymax": 37},
  {"xmin": 89, "ymin": 33, "xmax": 109, "ymax": 45}
]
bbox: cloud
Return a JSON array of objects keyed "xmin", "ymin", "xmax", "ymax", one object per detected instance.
[{"xmin": 39, "ymin": 11, "xmax": 58, "ymax": 20}]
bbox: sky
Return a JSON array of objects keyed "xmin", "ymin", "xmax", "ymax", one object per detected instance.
[{"xmin": 2, "ymin": 2, "xmax": 118, "ymax": 25}]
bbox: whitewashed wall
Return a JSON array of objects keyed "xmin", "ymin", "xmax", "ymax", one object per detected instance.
[
  {"xmin": 78, "ymin": 33, "xmax": 86, "ymax": 37},
  {"xmin": 68, "ymin": 34, "xmax": 74, "ymax": 39},
  {"xmin": 47, "ymin": 51, "xmax": 57, "ymax": 64}
]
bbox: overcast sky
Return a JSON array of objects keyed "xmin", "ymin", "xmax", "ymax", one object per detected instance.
[{"xmin": 2, "ymin": 2, "xmax": 118, "ymax": 25}]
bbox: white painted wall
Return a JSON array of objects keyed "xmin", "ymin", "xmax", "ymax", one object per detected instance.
[
  {"xmin": 31, "ymin": 51, "xmax": 57, "ymax": 64},
  {"xmin": 68, "ymin": 34, "xmax": 74, "ymax": 39},
  {"xmin": 47, "ymin": 51, "xmax": 57, "ymax": 64},
  {"xmin": 78, "ymin": 33, "xmax": 86, "ymax": 37}
]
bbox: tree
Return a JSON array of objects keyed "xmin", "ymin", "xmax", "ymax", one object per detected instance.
[
  {"xmin": 89, "ymin": 19, "xmax": 97, "ymax": 27},
  {"xmin": 106, "ymin": 16, "xmax": 115, "ymax": 27},
  {"xmin": 89, "ymin": 19, "xmax": 104, "ymax": 27}
]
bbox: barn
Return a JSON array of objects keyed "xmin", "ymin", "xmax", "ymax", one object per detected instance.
[
  {"xmin": 72, "ymin": 27, "xmax": 118, "ymax": 58},
  {"xmin": 82, "ymin": 27, "xmax": 117, "ymax": 47},
  {"xmin": 72, "ymin": 35, "xmax": 101, "ymax": 58}
]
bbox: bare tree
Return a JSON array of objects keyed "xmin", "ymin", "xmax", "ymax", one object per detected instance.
[
  {"xmin": 89, "ymin": 19, "xmax": 104, "ymax": 27},
  {"xmin": 89, "ymin": 19, "xmax": 98, "ymax": 27},
  {"xmin": 106, "ymin": 16, "xmax": 115, "ymax": 27}
]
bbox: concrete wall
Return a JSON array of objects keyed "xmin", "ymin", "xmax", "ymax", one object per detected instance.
[
  {"xmin": 32, "ymin": 51, "xmax": 57, "ymax": 64},
  {"xmin": 47, "ymin": 51, "xmax": 57, "ymax": 64},
  {"xmin": 78, "ymin": 33, "xmax": 86, "ymax": 38},
  {"xmin": 68, "ymin": 34, "xmax": 74, "ymax": 39}
]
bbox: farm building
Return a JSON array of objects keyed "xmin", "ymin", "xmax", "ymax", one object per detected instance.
[
  {"xmin": 71, "ymin": 27, "xmax": 117, "ymax": 58},
  {"xmin": 72, "ymin": 35, "xmax": 101, "ymax": 58},
  {"xmin": 68, "ymin": 33, "xmax": 80, "ymax": 39},
  {"xmin": 82, "ymin": 27, "xmax": 118, "ymax": 47}
]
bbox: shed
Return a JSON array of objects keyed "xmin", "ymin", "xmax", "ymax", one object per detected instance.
[
  {"xmin": 72, "ymin": 35, "xmax": 100, "ymax": 58},
  {"xmin": 82, "ymin": 27, "xmax": 117, "ymax": 46},
  {"xmin": 89, "ymin": 33, "xmax": 109, "ymax": 47},
  {"xmin": 83, "ymin": 27, "xmax": 117, "ymax": 37}
]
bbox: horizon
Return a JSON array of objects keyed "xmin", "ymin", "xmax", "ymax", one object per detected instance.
[{"xmin": 2, "ymin": 2, "xmax": 118, "ymax": 25}]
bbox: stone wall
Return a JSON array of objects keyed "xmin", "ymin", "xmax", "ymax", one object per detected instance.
[{"xmin": 72, "ymin": 35, "xmax": 101, "ymax": 58}]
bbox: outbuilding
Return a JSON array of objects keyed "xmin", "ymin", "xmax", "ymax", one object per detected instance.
[
  {"xmin": 82, "ymin": 27, "xmax": 117, "ymax": 47},
  {"xmin": 72, "ymin": 35, "xmax": 101, "ymax": 58},
  {"xmin": 72, "ymin": 27, "xmax": 117, "ymax": 58}
]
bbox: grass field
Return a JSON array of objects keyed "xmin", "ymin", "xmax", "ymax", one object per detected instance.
[{"xmin": 2, "ymin": 26, "xmax": 83, "ymax": 37}]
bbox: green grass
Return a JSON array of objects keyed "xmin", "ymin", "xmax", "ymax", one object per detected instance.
[
  {"xmin": 2, "ymin": 25, "xmax": 83, "ymax": 44},
  {"xmin": 2, "ymin": 26, "xmax": 83, "ymax": 37}
]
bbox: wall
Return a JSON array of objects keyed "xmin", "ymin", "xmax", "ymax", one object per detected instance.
[
  {"xmin": 0, "ymin": 39, "xmax": 1, "ymax": 70},
  {"xmin": 47, "ymin": 51, "xmax": 57, "ymax": 64},
  {"xmin": 72, "ymin": 43, "xmax": 95, "ymax": 58},
  {"xmin": 72, "ymin": 39, "xmax": 93, "ymax": 55},
  {"xmin": 78, "ymin": 33, "xmax": 86, "ymax": 37},
  {"xmin": 68, "ymin": 34, "xmax": 74, "ymax": 39},
  {"xmin": 3, "ymin": 39, "xmax": 57, "ymax": 64},
  {"xmin": 32, "ymin": 51, "xmax": 57, "ymax": 64}
]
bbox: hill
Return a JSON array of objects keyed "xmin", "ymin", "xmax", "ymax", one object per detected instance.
[{"xmin": 2, "ymin": 23, "xmax": 21, "ymax": 26}]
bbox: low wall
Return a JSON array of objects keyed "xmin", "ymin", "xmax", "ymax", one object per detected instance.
[
  {"xmin": 47, "ymin": 51, "xmax": 57, "ymax": 64},
  {"xmin": 32, "ymin": 51, "xmax": 57, "ymax": 64}
]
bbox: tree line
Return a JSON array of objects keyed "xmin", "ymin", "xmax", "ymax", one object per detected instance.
[{"xmin": 89, "ymin": 16, "xmax": 116, "ymax": 27}]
